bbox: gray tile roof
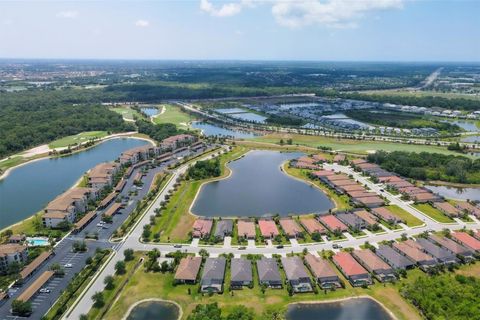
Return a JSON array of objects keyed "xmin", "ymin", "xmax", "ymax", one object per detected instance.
[
  {"xmin": 281, "ymin": 256, "xmax": 310, "ymax": 280},
  {"xmin": 201, "ymin": 257, "xmax": 226, "ymax": 285},
  {"xmin": 214, "ymin": 220, "xmax": 233, "ymax": 238},
  {"xmin": 415, "ymin": 238, "xmax": 458, "ymax": 263},
  {"xmin": 257, "ymin": 258, "xmax": 282, "ymax": 283},
  {"xmin": 230, "ymin": 258, "xmax": 252, "ymax": 282},
  {"xmin": 376, "ymin": 245, "xmax": 414, "ymax": 269}
]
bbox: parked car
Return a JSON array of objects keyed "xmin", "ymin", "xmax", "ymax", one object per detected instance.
[
  {"xmin": 276, "ymin": 245, "xmax": 284, "ymax": 249},
  {"xmin": 238, "ymin": 246, "xmax": 246, "ymax": 250},
  {"xmin": 173, "ymin": 244, "xmax": 182, "ymax": 248},
  {"xmin": 64, "ymin": 263, "xmax": 73, "ymax": 268},
  {"xmin": 39, "ymin": 288, "xmax": 50, "ymax": 293}
]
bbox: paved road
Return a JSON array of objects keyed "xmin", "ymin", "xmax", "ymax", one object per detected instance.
[{"xmin": 65, "ymin": 157, "xmax": 480, "ymax": 319}]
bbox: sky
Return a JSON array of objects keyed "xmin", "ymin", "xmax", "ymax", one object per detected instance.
[{"xmin": 0, "ymin": 0, "xmax": 479, "ymax": 61}]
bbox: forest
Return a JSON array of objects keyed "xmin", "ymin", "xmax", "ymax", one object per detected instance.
[
  {"xmin": 401, "ymin": 274, "xmax": 480, "ymax": 320},
  {"xmin": 135, "ymin": 120, "xmax": 185, "ymax": 142},
  {"xmin": 367, "ymin": 150, "xmax": 480, "ymax": 184},
  {"xmin": 186, "ymin": 159, "xmax": 221, "ymax": 180},
  {"xmin": 0, "ymin": 91, "xmax": 133, "ymax": 158}
]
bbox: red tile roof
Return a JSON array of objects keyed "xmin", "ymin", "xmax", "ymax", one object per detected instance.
[
  {"xmin": 452, "ymin": 232, "xmax": 480, "ymax": 251},
  {"xmin": 300, "ymin": 217, "xmax": 326, "ymax": 234},
  {"xmin": 333, "ymin": 252, "xmax": 367, "ymax": 276},
  {"xmin": 318, "ymin": 215, "xmax": 348, "ymax": 232},
  {"xmin": 258, "ymin": 220, "xmax": 279, "ymax": 237},
  {"xmin": 279, "ymin": 219, "xmax": 302, "ymax": 237},
  {"xmin": 237, "ymin": 220, "xmax": 256, "ymax": 238}
]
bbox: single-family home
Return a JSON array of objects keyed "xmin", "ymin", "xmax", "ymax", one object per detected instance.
[
  {"xmin": 230, "ymin": 258, "xmax": 253, "ymax": 289},
  {"xmin": 200, "ymin": 257, "xmax": 226, "ymax": 293},
  {"xmin": 174, "ymin": 256, "xmax": 202, "ymax": 284},
  {"xmin": 352, "ymin": 249, "xmax": 396, "ymax": 282},
  {"xmin": 281, "ymin": 257, "xmax": 313, "ymax": 293},
  {"xmin": 304, "ymin": 254, "xmax": 341, "ymax": 289},
  {"xmin": 257, "ymin": 258, "xmax": 282, "ymax": 288},
  {"xmin": 332, "ymin": 252, "xmax": 372, "ymax": 287}
]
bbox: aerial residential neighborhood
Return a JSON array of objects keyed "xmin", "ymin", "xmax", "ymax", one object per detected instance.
[{"xmin": 0, "ymin": 1, "xmax": 479, "ymax": 320}]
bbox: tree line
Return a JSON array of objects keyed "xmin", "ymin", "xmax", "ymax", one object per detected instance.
[{"xmin": 367, "ymin": 150, "xmax": 480, "ymax": 184}]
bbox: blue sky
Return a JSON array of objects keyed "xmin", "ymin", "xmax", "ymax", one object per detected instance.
[{"xmin": 0, "ymin": 0, "xmax": 479, "ymax": 61}]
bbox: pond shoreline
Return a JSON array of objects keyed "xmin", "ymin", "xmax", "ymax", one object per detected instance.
[
  {"xmin": 122, "ymin": 299, "xmax": 182, "ymax": 320},
  {"xmin": 0, "ymin": 133, "xmax": 154, "ymax": 181}
]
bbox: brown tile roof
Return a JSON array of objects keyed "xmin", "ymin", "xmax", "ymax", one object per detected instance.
[
  {"xmin": 353, "ymin": 249, "xmax": 391, "ymax": 272},
  {"xmin": 279, "ymin": 219, "xmax": 302, "ymax": 237},
  {"xmin": 258, "ymin": 220, "xmax": 280, "ymax": 237},
  {"xmin": 74, "ymin": 211, "xmax": 97, "ymax": 229},
  {"xmin": 353, "ymin": 210, "xmax": 378, "ymax": 226},
  {"xmin": 20, "ymin": 251, "xmax": 53, "ymax": 280},
  {"xmin": 304, "ymin": 254, "xmax": 337, "ymax": 279},
  {"xmin": 42, "ymin": 212, "xmax": 68, "ymax": 220},
  {"xmin": 341, "ymin": 184, "xmax": 366, "ymax": 192},
  {"xmin": 237, "ymin": 220, "xmax": 256, "ymax": 238},
  {"xmin": 192, "ymin": 219, "xmax": 213, "ymax": 237},
  {"xmin": 355, "ymin": 196, "xmax": 384, "ymax": 206},
  {"xmin": 0, "ymin": 244, "xmax": 27, "ymax": 256},
  {"xmin": 393, "ymin": 242, "xmax": 434, "ymax": 262},
  {"xmin": 351, "ymin": 159, "xmax": 367, "ymax": 165},
  {"xmin": 433, "ymin": 202, "xmax": 461, "ymax": 217},
  {"xmin": 17, "ymin": 271, "xmax": 54, "ymax": 302},
  {"xmin": 333, "ymin": 154, "xmax": 346, "ymax": 162},
  {"xmin": 312, "ymin": 170, "xmax": 335, "ymax": 177},
  {"xmin": 299, "ymin": 217, "xmax": 326, "ymax": 234},
  {"xmin": 318, "ymin": 215, "xmax": 348, "ymax": 232},
  {"xmin": 175, "ymin": 256, "xmax": 202, "ymax": 281},
  {"xmin": 327, "ymin": 174, "xmax": 350, "ymax": 181}
]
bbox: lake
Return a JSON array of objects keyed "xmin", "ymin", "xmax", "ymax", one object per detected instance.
[
  {"xmin": 444, "ymin": 120, "xmax": 479, "ymax": 132},
  {"xmin": 286, "ymin": 298, "xmax": 393, "ymax": 320},
  {"xmin": 141, "ymin": 107, "xmax": 159, "ymax": 117},
  {"xmin": 191, "ymin": 150, "xmax": 334, "ymax": 217},
  {"xmin": 126, "ymin": 301, "xmax": 180, "ymax": 320},
  {"xmin": 191, "ymin": 121, "xmax": 260, "ymax": 139},
  {"xmin": 461, "ymin": 135, "xmax": 480, "ymax": 143},
  {"xmin": 0, "ymin": 138, "xmax": 149, "ymax": 230},
  {"xmin": 425, "ymin": 185, "xmax": 480, "ymax": 201}
]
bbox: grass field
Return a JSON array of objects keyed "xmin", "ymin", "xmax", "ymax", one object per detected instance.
[
  {"xmin": 48, "ymin": 131, "xmax": 108, "ymax": 149},
  {"xmin": 252, "ymin": 133, "xmax": 467, "ymax": 156},
  {"xmin": 413, "ymin": 203, "xmax": 454, "ymax": 223},
  {"xmin": 385, "ymin": 205, "xmax": 424, "ymax": 227},
  {"xmin": 103, "ymin": 252, "xmax": 424, "ymax": 320},
  {"xmin": 111, "ymin": 106, "xmax": 142, "ymax": 121},
  {"xmin": 283, "ymin": 165, "xmax": 351, "ymax": 211},
  {"xmin": 153, "ymin": 104, "xmax": 196, "ymax": 129},
  {"xmin": 149, "ymin": 146, "xmax": 248, "ymax": 242},
  {"xmin": 0, "ymin": 156, "xmax": 24, "ymax": 173}
]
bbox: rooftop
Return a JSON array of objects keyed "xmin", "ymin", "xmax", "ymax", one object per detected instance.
[
  {"xmin": 174, "ymin": 256, "xmax": 202, "ymax": 281},
  {"xmin": 333, "ymin": 252, "xmax": 368, "ymax": 276},
  {"xmin": 304, "ymin": 254, "xmax": 337, "ymax": 279}
]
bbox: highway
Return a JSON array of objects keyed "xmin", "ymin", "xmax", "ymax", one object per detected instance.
[{"xmin": 65, "ymin": 157, "xmax": 479, "ymax": 319}]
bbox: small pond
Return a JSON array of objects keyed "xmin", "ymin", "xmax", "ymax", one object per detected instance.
[
  {"xmin": 191, "ymin": 150, "xmax": 334, "ymax": 217},
  {"xmin": 286, "ymin": 298, "xmax": 394, "ymax": 320},
  {"xmin": 191, "ymin": 122, "xmax": 260, "ymax": 139},
  {"xmin": 141, "ymin": 107, "xmax": 159, "ymax": 117},
  {"xmin": 444, "ymin": 120, "xmax": 479, "ymax": 132},
  {"xmin": 126, "ymin": 301, "xmax": 180, "ymax": 320},
  {"xmin": 425, "ymin": 185, "xmax": 480, "ymax": 201},
  {"xmin": 461, "ymin": 135, "xmax": 480, "ymax": 143}
]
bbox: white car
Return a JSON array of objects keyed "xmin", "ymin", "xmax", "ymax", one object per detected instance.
[
  {"xmin": 39, "ymin": 288, "xmax": 50, "ymax": 293},
  {"xmin": 64, "ymin": 263, "xmax": 73, "ymax": 268},
  {"xmin": 96, "ymin": 223, "xmax": 103, "ymax": 227}
]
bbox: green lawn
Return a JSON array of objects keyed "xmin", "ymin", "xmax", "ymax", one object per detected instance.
[
  {"xmin": 252, "ymin": 133, "xmax": 469, "ymax": 156},
  {"xmin": 385, "ymin": 205, "xmax": 424, "ymax": 227},
  {"xmin": 48, "ymin": 131, "xmax": 108, "ymax": 149},
  {"xmin": 153, "ymin": 104, "xmax": 196, "ymax": 129},
  {"xmin": 111, "ymin": 106, "xmax": 142, "ymax": 121},
  {"xmin": 0, "ymin": 156, "xmax": 24, "ymax": 172},
  {"xmin": 412, "ymin": 203, "xmax": 454, "ymax": 223},
  {"xmin": 362, "ymin": 89, "xmax": 480, "ymax": 102}
]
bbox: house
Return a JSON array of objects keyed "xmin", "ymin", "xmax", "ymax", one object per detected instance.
[
  {"xmin": 375, "ymin": 245, "xmax": 415, "ymax": 270},
  {"xmin": 258, "ymin": 219, "xmax": 280, "ymax": 239},
  {"xmin": 332, "ymin": 252, "xmax": 372, "ymax": 287},
  {"xmin": 230, "ymin": 258, "xmax": 252, "ymax": 289},
  {"xmin": 351, "ymin": 159, "xmax": 367, "ymax": 166},
  {"xmin": 0, "ymin": 244, "xmax": 28, "ymax": 274},
  {"xmin": 433, "ymin": 202, "xmax": 461, "ymax": 217},
  {"xmin": 371, "ymin": 207, "xmax": 403, "ymax": 225},
  {"xmin": 428, "ymin": 235, "xmax": 475, "ymax": 261},
  {"xmin": 393, "ymin": 241, "xmax": 437, "ymax": 270},
  {"xmin": 352, "ymin": 249, "xmax": 396, "ymax": 282},
  {"xmin": 312, "ymin": 154, "xmax": 328, "ymax": 163},
  {"xmin": 192, "ymin": 219, "xmax": 213, "ymax": 239},
  {"xmin": 279, "ymin": 218, "xmax": 303, "ymax": 238},
  {"xmin": 213, "ymin": 220, "xmax": 233, "ymax": 240},
  {"xmin": 304, "ymin": 254, "xmax": 341, "ymax": 289},
  {"xmin": 412, "ymin": 192, "xmax": 439, "ymax": 203},
  {"xmin": 200, "ymin": 257, "xmax": 226, "ymax": 293},
  {"xmin": 451, "ymin": 232, "xmax": 480, "ymax": 252},
  {"xmin": 311, "ymin": 170, "xmax": 335, "ymax": 179},
  {"xmin": 237, "ymin": 220, "xmax": 256, "ymax": 240},
  {"xmin": 455, "ymin": 202, "xmax": 480, "ymax": 217},
  {"xmin": 257, "ymin": 258, "xmax": 282, "ymax": 288},
  {"xmin": 352, "ymin": 196, "xmax": 385, "ymax": 208},
  {"xmin": 353, "ymin": 210, "xmax": 378, "ymax": 227},
  {"xmin": 8, "ymin": 234, "xmax": 26, "ymax": 244},
  {"xmin": 174, "ymin": 256, "xmax": 202, "ymax": 284},
  {"xmin": 333, "ymin": 154, "xmax": 346, "ymax": 163},
  {"xmin": 87, "ymin": 162, "xmax": 119, "ymax": 189},
  {"xmin": 335, "ymin": 212, "xmax": 367, "ymax": 231},
  {"xmin": 318, "ymin": 215, "xmax": 348, "ymax": 233},
  {"xmin": 341, "ymin": 184, "xmax": 366, "ymax": 193},
  {"xmin": 414, "ymin": 238, "xmax": 459, "ymax": 265},
  {"xmin": 299, "ymin": 217, "xmax": 326, "ymax": 235},
  {"xmin": 281, "ymin": 257, "xmax": 313, "ymax": 293}
]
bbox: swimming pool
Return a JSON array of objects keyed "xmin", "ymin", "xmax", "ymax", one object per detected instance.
[{"xmin": 26, "ymin": 237, "xmax": 50, "ymax": 246}]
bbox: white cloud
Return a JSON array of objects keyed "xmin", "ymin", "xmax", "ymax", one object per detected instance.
[
  {"xmin": 135, "ymin": 19, "xmax": 150, "ymax": 27},
  {"xmin": 200, "ymin": 0, "xmax": 404, "ymax": 28},
  {"xmin": 271, "ymin": 0, "xmax": 403, "ymax": 28},
  {"xmin": 200, "ymin": 0, "xmax": 253, "ymax": 17},
  {"xmin": 56, "ymin": 11, "xmax": 78, "ymax": 19}
]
